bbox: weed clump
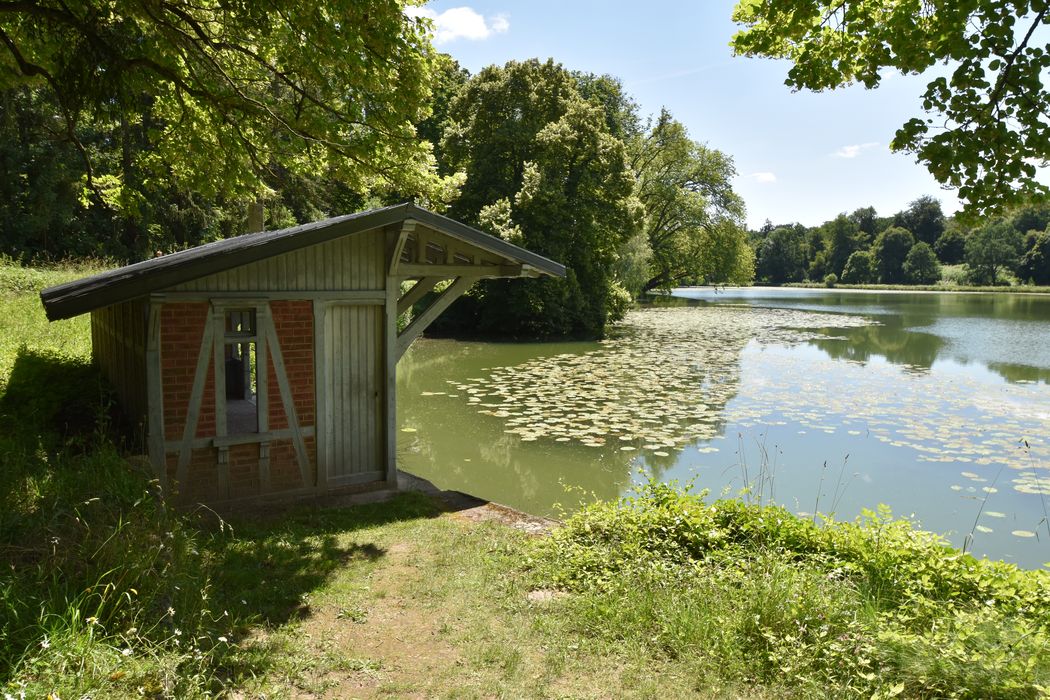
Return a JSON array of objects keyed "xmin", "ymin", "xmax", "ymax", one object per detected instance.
[{"xmin": 530, "ymin": 480, "xmax": 1050, "ymax": 698}]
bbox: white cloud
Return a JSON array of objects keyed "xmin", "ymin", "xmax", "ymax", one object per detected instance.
[
  {"xmin": 748, "ymin": 172, "xmax": 777, "ymax": 184},
  {"xmin": 405, "ymin": 6, "xmax": 510, "ymax": 45},
  {"xmin": 833, "ymin": 142, "xmax": 880, "ymax": 159}
]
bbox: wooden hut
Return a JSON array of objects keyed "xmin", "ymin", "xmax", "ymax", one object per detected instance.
[{"xmin": 40, "ymin": 203, "xmax": 565, "ymax": 507}]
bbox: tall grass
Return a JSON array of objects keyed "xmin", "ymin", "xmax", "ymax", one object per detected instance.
[{"xmin": 0, "ymin": 259, "xmax": 231, "ymax": 697}]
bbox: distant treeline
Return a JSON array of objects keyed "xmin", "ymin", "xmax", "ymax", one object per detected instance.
[{"xmin": 750, "ymin": 196, "xmax": 1050, "ymax": 287}]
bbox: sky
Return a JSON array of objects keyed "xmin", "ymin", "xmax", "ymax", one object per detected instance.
[{"xmin": 413, "ymin": 0, "xmax": 979, "ymax": 229}]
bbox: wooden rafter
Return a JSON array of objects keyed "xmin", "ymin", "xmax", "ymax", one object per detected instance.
[{"xmin": 396, "ymin": 263, "xmax": 522, "ymax": 278}]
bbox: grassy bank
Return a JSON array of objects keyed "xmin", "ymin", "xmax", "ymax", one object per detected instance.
[
  {"xmin": 3, "ymin": 259, "xmax": 1049, "ymax": 698},
  {"xmin": 533, "ymin": 481, "xmax": 1050, "ymax": 698},
  {"xmin": 781, "ymin": 281, "xmax": 1050, "ymax": 294}
]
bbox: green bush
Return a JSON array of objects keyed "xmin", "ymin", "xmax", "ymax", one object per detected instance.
[{"xmin": 823, "ymin": 272, "xmax": 838, "ymax": 287}]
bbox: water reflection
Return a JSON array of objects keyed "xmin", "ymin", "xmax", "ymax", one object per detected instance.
[
  {"xmin": 808, "ymin": 324, "xmax": 945, "ymax": 372},
  {"xmin": 672, "ymin": 287, "xmax": 1050, "ymax": 384}
]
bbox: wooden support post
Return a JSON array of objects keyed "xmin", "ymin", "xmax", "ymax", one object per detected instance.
[
  {"xmin": 256, "ymin": 307, "xmax": 270, "ymax": 493},
  {"xmin": 312, "ymin": 299, "xmax": 327, "ymax": 493},
  {"xmin": 211, "ymin": 305, "xmax": 228, "ymax": 499},
  {"xmin": 146, "ymin": 302, "xmax": 167, "ymax": 491},
  {"xmin": 258, "ymin": 442, "xmax": 271, "ymax": 493},
  {"xmin": 396, "ymin": 276, "xmax": 445, "ymax": 316},
  {"xmin": 396, "ymin": 276, "xmax": 475, "ymax": 361}
]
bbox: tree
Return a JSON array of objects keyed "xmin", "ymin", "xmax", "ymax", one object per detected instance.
[
  {"xmin": 965, "ymin": 219, "xmax": 1024, "ymax": 284},
  {"xmin": 417, "ymin": 53, "xmax": 471, "ymax": 169},
  {"xmin": 872, "ymin": 226, "xmax": 915, "ymax": 283},
  {"xmin": 440, "ymin": 59, "xmax": 639, "ymax": 338},
  {"xmin": 823, "ymin": 213, "xmax": 866, "ymax": 277},
  {"xmin": 630, "ymin": 110, "xmax": 752, "ymax": 291},
  {"xmin": 755, "ymin": 225, "xmax": 807, "ymax": 284},
  {"xmin": 1010, "ymin": 201, "xmax": 1050, "ymax": 235},
  {"xmin": 904, "ymin": 242, "xmax": 941, "ymax": 284},
  {"xmin": 934, "ymin": 227, "xmax": 967, "ymax": 265},
  {"xmin": 849, "ymin": 206, "xmax": 879, "ymax": 240},
  {"xmin": 731, "ymin": 1, "xmax": 1050, "ymax": 213},
  {"xmin": 805, "ymin": 225, "xmax": 827, "ymax": 280},
  {"xmin": 841, "ymin": 250, "xmax": 875, "ymax": 284},
  {"xmin": 0, "ymin": 1, "xmax": 453, "ymax": 210},
  {"xmin": 1018, "ymin": 230, "xmax": 1050, "ymax": 284},
  {"xmin": 573, "ymin": 72, "xmax": 642, "ymax": 142},
  {"xmin": 894, "ymin": 196, "xmax": 946, "ymax": 246}
]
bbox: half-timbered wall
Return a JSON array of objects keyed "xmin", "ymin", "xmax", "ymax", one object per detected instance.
[
  {"xmin": 157, "ymin": 300, "xmax": 318, "ymax": 504},
  {"xmin": 170, "ymin": 231, "xmax": 385, "ymax": 292},
  {"xmin": 91, "ymin": 299, "xmax": 148, "ymax": 431}
]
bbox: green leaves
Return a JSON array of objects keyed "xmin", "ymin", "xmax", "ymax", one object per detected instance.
[
  {"xmin": 731, "ymin": 0, "xmax": 1050, "ymax": 215},
  {"xmin": 0, "ymin": 0, "xmax": 452, "ymax": 203}
]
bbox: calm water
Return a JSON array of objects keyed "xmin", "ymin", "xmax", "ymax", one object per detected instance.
[{"xmin": 397, "ymin": 287, "xmax": 1050, "ymax": 568}]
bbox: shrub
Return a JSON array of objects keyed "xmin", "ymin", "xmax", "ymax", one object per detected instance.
[{"xmin": 823, "ymin": 273, "xmax": 838, "ymax": 287}]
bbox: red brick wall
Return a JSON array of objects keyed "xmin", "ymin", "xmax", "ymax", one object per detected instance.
[
  {"xmin": 228, "ymin": 443, "xmax": 260, "ymax": 498},
  {"xmin": 160, "ymin": 302, "xmax": 214, "ymax": 442},
  {"xmin": 268, "ymin": 301, "xmax": 315, "ymax": 430}
]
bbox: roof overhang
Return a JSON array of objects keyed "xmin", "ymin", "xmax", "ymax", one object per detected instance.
[{"xmin": 40, "ymin": 202, "xmax": 566, "ymax": 321}]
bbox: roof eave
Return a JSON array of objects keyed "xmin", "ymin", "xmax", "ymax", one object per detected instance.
[{"xmin": 40, "ymin": 202, "xmax": 566, "ymax": 321}]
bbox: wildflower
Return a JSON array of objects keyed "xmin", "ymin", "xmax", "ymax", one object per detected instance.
[
  {"xmin": 174, "ymin": 629, "xmax": 182, "ymax": 637},
  {"xmin": 218, "ymin": 636, "xmax": 228, "ymax": 643},
  {"xmin": 121, "ymin": 648, "xmax": 132, "ymax": 657},
  {"xmin": 86, "ymin": 616, "xmax": 98, "ymax": 625},
  {"xmin": 167, "ymin": 606, "xmax": 175, "ymax": 617},
  {"xmin": 40, "ymin": 637, "xmax": 50, "ymax": 649}
]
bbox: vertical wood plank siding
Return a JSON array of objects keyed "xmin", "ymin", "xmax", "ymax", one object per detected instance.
[
  {"xmin": 324, "ymin": 302, "xmax": 383, "ymax": 481},
  {"xmin": 90, "ymin": 299, "xmax": 149, "ymax": 431},
  {"xmin": 169, "ymin": 231, "xmax": 385, "ymax": 292}
]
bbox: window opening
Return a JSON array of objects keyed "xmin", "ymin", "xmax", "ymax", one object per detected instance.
[{"xmin": 224, "ymin": 309, "xmax": 258, "ymax": 434}]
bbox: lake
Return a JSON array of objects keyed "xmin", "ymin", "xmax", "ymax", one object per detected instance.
[{"xmin": 397, "ymin": 287, "xmax": 1050, "ymax": 569}]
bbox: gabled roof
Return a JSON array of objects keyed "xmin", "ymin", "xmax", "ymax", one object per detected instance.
[{"xmin": 40, "ymin": 202, "xmax": 566, "ymax": 321}]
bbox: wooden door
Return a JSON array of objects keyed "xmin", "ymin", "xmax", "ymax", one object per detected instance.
[{"xmin": 323, "ymin": 303, "xmax": 384, "ymax": 486}]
